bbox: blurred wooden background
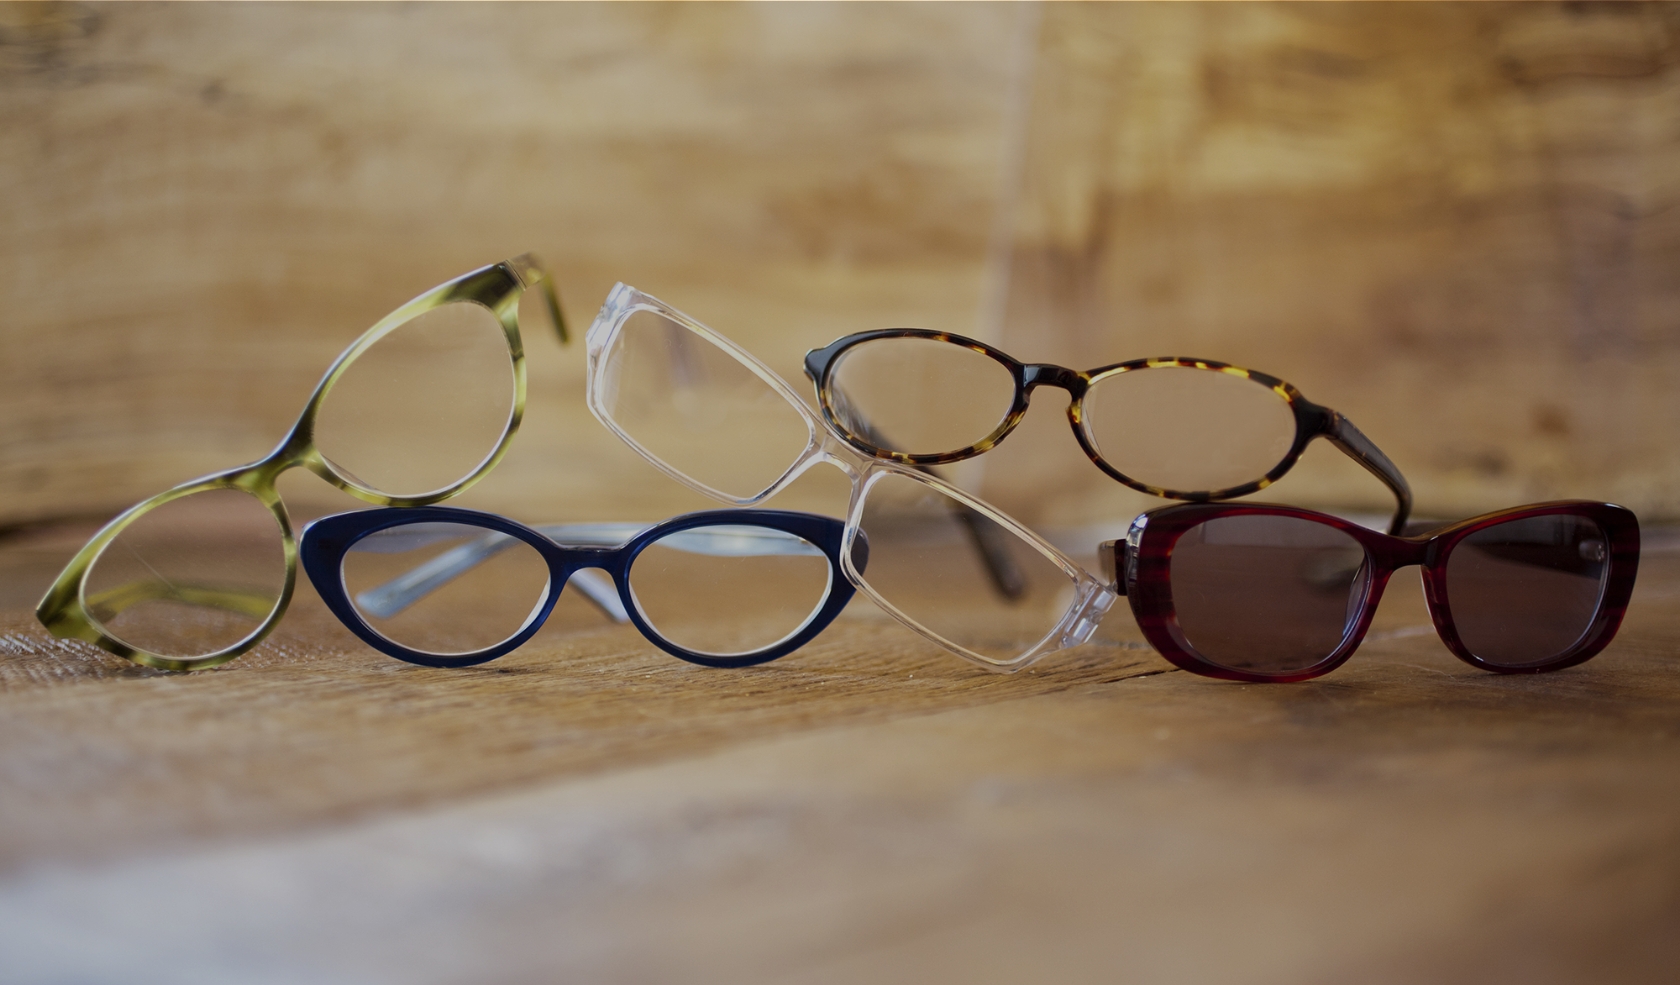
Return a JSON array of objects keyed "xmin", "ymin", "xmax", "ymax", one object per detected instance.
[{"xmin": 2, "ymin": 1, "xmax": 1678, "ymax": 532}]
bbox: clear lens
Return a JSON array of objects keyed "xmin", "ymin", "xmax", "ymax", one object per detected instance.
[
  {"xmin": 595, "ymin": 309, "xmax": 812, "ymax": 501},
  {"xmin": 853, "ymin": 471, "xmax": 1078, "ymax": 663},
  {"xmin": 1444, "ymin": 514, "xmax": 1608, "ymax": 667},
  {"xmin": 1169, "ymin": 513, "xmax": 1368, "ymax": 675},
  {"xmin": 84, "ymin": 487, "xmax": 287, "ymax": 658},
  {"xmin": 628, "ymin": 524, "xmax": 833, "ymax": 657},
  {"xmin": 315, "ymin": 301, "xmax": 515, "ymax": 498},
  {"xmin": 826, "ymin": 338, "xmax": 1017, "ymax": 458},
  {"xmin": 1083, "ymin": 366, "xmax": 1297, "ymax": 493},
  {"xmin": 341, "ymin": 521, "xmax": 550, "ymax": 656}
]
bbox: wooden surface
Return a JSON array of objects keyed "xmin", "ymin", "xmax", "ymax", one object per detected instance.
[
  {"xmin": 2, "ymin": 525, "xmax": 1678, "ymax": 982},
  {"xmin": 985, "ymin": 1, "xmax": 1680, "ymax": 527},
  {"xmin": 5, "ymin": 2, "xmax": 1680, "ymax": 532}
]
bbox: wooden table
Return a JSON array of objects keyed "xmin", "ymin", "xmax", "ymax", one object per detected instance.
[{"xmin": 1, "ymin": 521, "xmax": 1677, "ymax": 983}]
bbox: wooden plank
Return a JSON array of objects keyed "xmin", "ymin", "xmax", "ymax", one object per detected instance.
[
  {"xmin": 1, "ymin": 526, "xmax": 1678, "ymax": 981},
  {"xmin": 983, "ymin": 1, "xmax": 1680, "ymax": 527},
  {"xmin": 0, "ymin": 1, "xmax": 1026, "ymax": 527}
]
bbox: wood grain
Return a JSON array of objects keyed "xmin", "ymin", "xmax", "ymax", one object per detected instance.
[
  {"xmin": 984, "ymin": 1, "xmax": 1680, "ymax": 527},
  {"xmin": 1, "ymin": 524, "xmax": 1679, "ymax": 982},
  {"xmin": 6, "ymin": 2, "xmax": 1679, "ymax": 534}
]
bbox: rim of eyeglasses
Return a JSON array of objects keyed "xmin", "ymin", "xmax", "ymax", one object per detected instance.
[
  {"xmin": 36, "ymin": 255, "xmax": 567, "ymax": 671},
  {"xmin": 1104, "ymin": 499, "xmax": 1639, "ymax": 683},
  {"xmin": 299, "ymin": 505, "xmax": 858, "ymax": 670},
  {"xmin": 803, "ymin": 328, "xmax": 1414, "ymax": 535}
]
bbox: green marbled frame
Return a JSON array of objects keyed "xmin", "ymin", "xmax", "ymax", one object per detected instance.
[
  {"xmin": 36, "ymin": 254, "xmax": 566, "ymax": 671},
  {"xmin": 804, "ymin": 329, "xmax": 1413, "ymax": 535}
]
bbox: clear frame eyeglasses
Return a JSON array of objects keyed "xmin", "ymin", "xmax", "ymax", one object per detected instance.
[
  {"xmin": 37, "ymin": 255, "xmax": 567, "ymax": 671},
  {"xmin": 586, "ymin": 283, "xmax": 1117, "ymax": 672},
  {"xmin": 803, "ymin": 329, "xmax": 1414, "ymax": 534}
]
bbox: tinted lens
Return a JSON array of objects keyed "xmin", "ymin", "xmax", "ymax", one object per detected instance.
[
  {"xmin": 628, "ymin": 524, "xmax": 833, "ymax": 657},
  {"xmin": 84, "ymin": 487, "xmax": 287, "ymax": 658},
  {"xmin": 315, "ymin": 301, "xmax": 515, "ymax": 498},
  {"xmin": 1169, "ymin": 513, "xmax": 1368, "ymax": 675},
  {"xmin": 342, "ymin": 521, "xmax": 550, "ymax": 656},
  {"xmin": 596, "ymin": 310, "xmax": 812, "ymax": 501},
  {"xmin": 1084, "ymin": 366, "xmax": 1297, "ymax": 494},
  {"xmin": 826, "ymin": 338, "xmax": 1017, "ymax": 458},
  {"xmin": 853, "ymin": 472, "xmax": 1078, "ymax": 663},
  {"xmin": 1444, "ymin": 514, "xmax": 1609, "ymax": 668}
]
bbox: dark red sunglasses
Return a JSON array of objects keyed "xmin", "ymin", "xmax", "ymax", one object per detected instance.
[{"xmin": 1101, "ymin": 500, "xmax": 1639, "ymax": 683}]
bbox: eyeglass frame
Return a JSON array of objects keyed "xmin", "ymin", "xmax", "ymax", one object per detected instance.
[
  {"xmin": 37, "ymin": 254, "xmax": 567, "ymax": 672},
  {"xmin": 585, "ymin": 283, "xmax": 1118, "ymax": 672},
  {"xmin": 300, "ymin": 505, "xmax": 865, "ymax": 669},
  {"xmin": 1100, "ymin": 499, "xmax": 1639, "ymax": 684},
  {"xmin": 804, "ymin": 329, "xmax": 1414, "ymax": 535}
]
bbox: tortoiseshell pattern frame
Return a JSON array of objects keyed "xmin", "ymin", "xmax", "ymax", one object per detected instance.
[
  {"xmin": 37, "ymin": 255, "xmax": 567, "ymax": 672},
  {"xmin": 1102, "ymin": 500, "xmax": 1639, "ymax": 684},
  {"xmin": 586, "ymin": 284, "xmax": 1117, "ymax": 673},
  {"xmin": 804, "ymin": 329, "xmax": 1414, "ymax": 535}
]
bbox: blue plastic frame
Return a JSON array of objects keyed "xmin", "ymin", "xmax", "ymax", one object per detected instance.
[{"xmin": 300, "ymin": 506, "xmax": 864, "ymax": 669}]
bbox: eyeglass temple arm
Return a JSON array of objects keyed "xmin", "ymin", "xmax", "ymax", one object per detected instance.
[
  {"xmin": 507, "ymin": 254, "xmax": 569, "ymax": 345},
  {"xmin": 353, "ymin": 523, "xmax": 826, "ymax": 623},
  {"xmin": 1096, "ymin": 539, "xmax": 1129, "ymax": 596},
  {"xmin": 812, "ymin": 369, "xmax": 1027, "ymax": 600},
  {"xmin": 1320, "ymin": 411, "xmax": 1412, "ymax": 536}
]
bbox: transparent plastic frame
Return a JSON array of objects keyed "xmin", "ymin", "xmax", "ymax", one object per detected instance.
[
  {"xmin": 585, "ymin": 284, "xmax": 1117, "ymax": 672},
  {"xmin": 37, "ymin": 254, "xmax": 567, "ymax": 671}
]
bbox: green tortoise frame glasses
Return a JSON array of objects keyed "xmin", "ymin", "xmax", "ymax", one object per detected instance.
[{"xmin": 37, "ymin": 254, "xmax": 567, "ymax": 671}]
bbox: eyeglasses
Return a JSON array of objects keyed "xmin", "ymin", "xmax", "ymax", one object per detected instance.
[
  {"xmin": 1101, "ymin": 500, "xmax": 1639, "ymax": 682},
  {"xmin": 803, "ymin": 330, "xmax": 1414, "ymax": 534},
  {"xmin": 586, "ymin": 283, "xmax": 1117, "ymax": 671},
  {"xmin": 37, "ymin": 255, "xmax": 567, "ymax": 671},
  {"xmin": 299, "ymin": 506, "xmax": 862, "ymax": 668}
]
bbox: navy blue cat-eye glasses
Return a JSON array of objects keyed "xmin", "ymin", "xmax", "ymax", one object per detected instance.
[{"xmin": 300, "ymin": 506, "xmax": 865, "ymax": 669}]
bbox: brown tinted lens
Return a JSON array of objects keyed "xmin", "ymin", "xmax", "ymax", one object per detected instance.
[
  {"xmin": 1169, "ymin": 513, "xmax": 1368, "ymax": 676},
  {"xmin": 1444, "ymin": 514, "xmax": 1608, "ymax": 668}
]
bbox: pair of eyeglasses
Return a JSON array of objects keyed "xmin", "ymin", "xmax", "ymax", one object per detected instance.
[
  {"xmin": 37, "ymin": 255, "xmax": 567, "ymax": 671},
  {"xmin": 587, "ymin": 283, "xmax": 1118, "ymax": 672},
  {"xmin": 804, "ymin": 329, "xmax": 1413, "ymax": 534},
  {"xmin": 1102, "ymin": 500, "xmax": 1639, "ymax": 682},
  {"xmin": 299, "ymin": 506, "xmax": 863, "ymax": 669}
]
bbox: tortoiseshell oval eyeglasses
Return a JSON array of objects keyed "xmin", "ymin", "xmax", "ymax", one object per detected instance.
[
  {"xmin": 803, "ymin": 329, "xmax": 1413, "ymax": 534},
  {"xmin": 36, "ymin": 254, "xmax": 567, "ymax": 671}
]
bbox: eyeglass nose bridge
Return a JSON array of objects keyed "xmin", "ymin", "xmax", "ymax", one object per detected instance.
[{"xmin": 1020, "ymin": 364, "xmax": 1088, "ymax": 400}]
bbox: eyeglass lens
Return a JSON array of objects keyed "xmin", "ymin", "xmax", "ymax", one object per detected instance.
[
  {"xmin": 343, "ymin": 521, "xmax": 551, "ymax": 656},
  {"xmin": 82, "ymin": 487, "xmax": 289, "ymax": 658},
  {"xmin": 1443, "ymin": 515, "xmax": 1609, "ymax": 668},
  {"xmin": 627, "ymin": 526, "xmax": 833, "ymax": 657},
  {"xmin": 1082, "ymin": 366, "xmax": 1297, "ymax": 493},
  {"xmin": 854, "ymin": 471, "xmax": 1079, "ymax": 663},
  {"xmin": 314, "ymin": 300, "xmax": 516, "ymax": 498},
  {"xmin": 1168, "ymin": 513, "xmax": 1369, "ymax": 675},
  {"xmin": 597, "ymin": 309, "xmax": 811, "ymax": 501},
  {"xmin": 827, "ymin": 338, "xmax": 1017, "ymax": 458}
]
